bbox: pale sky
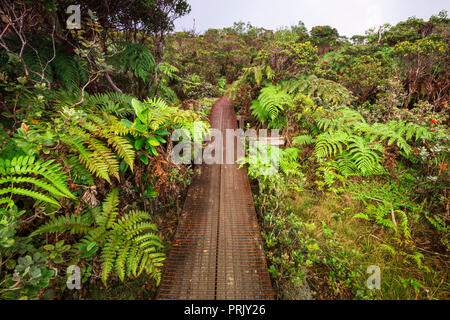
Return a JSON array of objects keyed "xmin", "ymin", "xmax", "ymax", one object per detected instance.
[{"xmin": 174, "ymin": 0, "xmax": 450, "ymax": 37}]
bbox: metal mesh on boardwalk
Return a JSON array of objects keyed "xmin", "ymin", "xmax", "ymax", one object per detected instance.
[{"xmin": 157, "ymin": 97, "xmax": 274, "ymax": 300}]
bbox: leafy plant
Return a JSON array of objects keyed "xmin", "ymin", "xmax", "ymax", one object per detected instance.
[
  {"xmin": 58, "ymin": 108, "xmax": 136, "ymax": 183},
  {"xmin": 0, "ymin": 156, "xmax": 75, "ymax": 207},
  {"xmin": 250, "ymin": 84, "xmax": 293, "ymax": 129},
  {"xmin": 1, "ymin": 253, "xmax": 54, "ymax": 300},
  {"xmin": 32, "ymin": 189, "xmax": 165, "ymax": 285},
  {"xmin": 122, "ymin": 97, "xmax": 207, "ymax": 164},
  {"xmin": 113, "ymin": 42, "xmax": 156, "ymax": 83}
]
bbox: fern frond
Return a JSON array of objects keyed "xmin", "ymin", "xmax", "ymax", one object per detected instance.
[
  {"xmin": 0, "ymin": 187, "xmax": 59, "ymax": 206},
  {"xmin": 280, "ymin": 75, "xmax": 355, "ymax": 107},
  {"xmin": 314, "ymin": 131, "xmax": 349, "ymax": 158},
  {"xmin": 293, "ymin": 135, "xmax": 316, "ymax": 145},
  {"xmin": 0, "ymin": 176, "xmax": 68, "ymax": 199},
  {"xmin": 0, "ymin": 156, "xmax": 74, "ymax": 206},
  {"xmin": 31, "ymin": 214, "xmax": 93, "ymax": 236},
  {"xmin": 101, "ymin": 230, "xmax": 121, "ymax": 285},
  {"xmin": 347, "ymin": 136, "xmax": 383, "ymax": 175},
  {"xmin": 250, "ymin": 84, "xmax": 292, "ymax": 128},
  {"xmin": 104, "ymin": 135, "xmax": 135, "ymax": 170},
  {"xmin": 100, "ymin": 188, "xmax": 120, "ymax": 230}
]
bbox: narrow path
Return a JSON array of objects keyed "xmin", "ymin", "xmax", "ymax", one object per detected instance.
[{"xmin": 157, "ymin": 96, "xmax": 274, "ymax": 300}]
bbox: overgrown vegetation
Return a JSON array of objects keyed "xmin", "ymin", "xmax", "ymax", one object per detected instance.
[
  {"xmin": 0, "ymin": 0, "xmax": 448, "ymax": 300},
  {"xmin": 230, "ymin": 13, "xmax": 449, "ymax": 299}
]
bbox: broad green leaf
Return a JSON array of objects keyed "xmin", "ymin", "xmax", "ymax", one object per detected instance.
[
  {"xmin": 155, "ymin": 129, "xmax": 170, "ymax": 136},
  {"xmin": 135, "ymin": 137, "xmax": 146, "ymax": 151},
  {"xmin": 139, "ymin": 155, "xmax": 149, "ymax": 165},
  {"xmin": 147, "ymin": 136, "xmax": 160, "ymax": 147}
]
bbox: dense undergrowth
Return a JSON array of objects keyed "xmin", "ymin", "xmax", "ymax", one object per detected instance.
[{"xmin": 0, "ymin": 1, "xmax": 448, "ymax": 300}]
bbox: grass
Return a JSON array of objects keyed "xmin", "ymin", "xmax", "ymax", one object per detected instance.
[{"xmin": 283, "ymin": 190, "xmax": 449, "ymax": 300}]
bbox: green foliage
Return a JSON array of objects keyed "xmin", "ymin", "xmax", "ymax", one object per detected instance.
[
  {"xmin": 42, "ymin": 240, "xmax": 71, "ymax": 264},
  {"xmin": 0, "ymin": 205, "xmax": 24, "ymax": 249},
  {"xmin": 32, "ymin": 188, "xmax": 165, "ymax": 285},
  {"xmin": 113, "ymin": 42, "xmax": 156, "ymax": 83},
  {"xmin": 310, "ymin": 25, "xmax": 340, "ymax": 47},
  {"xmin": 346, "ymin": 136, "xmax": 384, "ymax": 175},
  {"xmin": 280, "ymin": 75, "xmax": 355, "ymax": 107},
  {"xmin": 294, "ymin": 107, "xmax": 435, "ymax": 179},
  {"xmin": 234, "ymin": 64, "xmax": 275, "ymax": 87},
  {"xmin": 58, "ymin": 108, "xmax": 136, "ymax": 183},
  {"xmin": 0, "ymin": 156, "xmax": 75, "ymax": 207},
  {"xmin": 259, "ymin": 41, "xmax": 319, "ymax": 78},
  {"xmin": 349, "ymin": 180, "xmax": 422, "ymax": 232},
  {"xmin": 342, "ymin": 55, "xmax": 391, "ymax": 101},
  {"xmin": 293, "ymin": 135, "xmax": 316, "ymax": 146},
  {"xmin": 0, "ymin": 253, "xmax": 55, "ymax": 300},
  {"xmin": 11, "ymin": 38, "xmax": 88, "ymax": 91},
  {"xmin": 121, "ymin": 97, "xmax": 207, "ymax": 164},
  {"xmin": 250, "ymin": 84, "xmax": 293, "ymax": 129},
  {"xmin": 1, "ymin": 4, "xmax": 448, "ymax": 301}
]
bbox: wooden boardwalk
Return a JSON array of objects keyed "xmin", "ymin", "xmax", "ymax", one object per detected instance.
[{"xmin": 157, "ymin": 97, "xmax": 274, "ymax": 300}]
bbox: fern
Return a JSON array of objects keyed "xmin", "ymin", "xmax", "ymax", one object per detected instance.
[
  {"xmin": 250, "ymin": 84, "xmax": 293, "ymax": 128},
  {"xmin": 379, "ymin": 244, "xmax": 397, "ymax": 256},
  {"xmin": 293, "ymin": 135, "xmax": 316, "ymax": 145},
  {"xmin": 113, "ymin": 42, "xmax": 156, "ymax": 83},
  {"xmin": 346, "ymin": 136, "xmax": 384, "ymax": 175},
  {"xmin": 397, "ymin": 210, "xmax": 411, "ymax": 240},
  {"xmin": 61, "ymin": 135, "xmax": 111, "ymax": 182},
  {"xmin": 0, "ymin": 156, "xmax": 75, "ymax": 208},
  {"xmin": 316, "ymin": 107, "xmax": 365, "ymax": 133},
  {"xmin": 99, "ymin": 188, "xmax": 119, "ymax": 229},
  {"xmin": 280, "ymin": 75, "xmax": 355, "ymax": 107},
  {"xmin": 231, "ymin": 64, "xmax": 275, "ymax": 88},
  {"xmin": 335, "ymin": 153, "xmax": 358, "ymax": 178},
  {"xmin": 305, "ymin": 107, "xmax": 429, "ymax": 178},
  {"xmin": 314, "ymin": 131, "xmax": 349, "ymax": 158},
  {"xmin": 84, "ymin": 92, "xmax": 134, "ymax": 117},
  {"xmin": 33, "ymin": 189, "xmax": 165, "ymax": 285},
  {"xmin": 348, "ymin": 180, "xmax": 421, "ymax": 231},
  {"xmin": 53, "ymin": 90, "xmax": 135, "ymax": 117},
  {"xmin": 32, "ymin": 213, "xmax": 94, "ymax": 235},
  {"xmin": 129, "ymin": 97, "xmax": 204, "ymax": 133},
  {"xmin": 18, "ymin": 38, "xmax": 88, "ymax": 90},
  {"xmin": 64, "ymin": 155, "xmax": 94, "ymax": 186},
  {"xmin": 158, "ymin": 62, "xmax": 180, "ymax": 81},
  {"xmin": 59, "ymin": 109, "xmax": 136, "ymax": 183}
]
